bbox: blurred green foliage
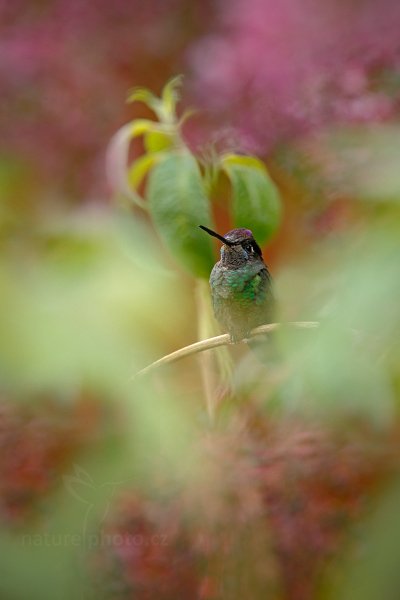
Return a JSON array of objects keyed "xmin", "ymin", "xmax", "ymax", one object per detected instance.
[
  {"xmin": 276, "ymin": 221, "xmax": 399, "ymax": 424},
  {"xmin": 0, "ymin": 195, "xmax": 204, "ymax": 598},
  {"xmin": 0, "ymin": 212, "xmax": 192, "ymax": 396}
]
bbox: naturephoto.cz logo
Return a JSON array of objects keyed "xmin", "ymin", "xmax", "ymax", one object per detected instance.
[{"xmin": 18, "ymin": 464, "xmax": 169, "ymax": 549}]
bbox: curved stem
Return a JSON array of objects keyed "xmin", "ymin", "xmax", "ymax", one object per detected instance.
[{"xmin": 134, "ymin": 321, "xmax": 320, "ymax": 378}]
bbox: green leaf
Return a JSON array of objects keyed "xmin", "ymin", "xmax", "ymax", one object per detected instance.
[
  {"xmin": 129, "ymin": 119, "xmax": 159, "ymax": 137},
  {"xmin": 147, "ymin": 152, "xmax": 215, "ymax": 278},
  {"xmin": 107, "ymin": 120, "xmax": 165, "ymax": 208},
  {"xmin": 143, "ymin": 130, "xmax": 173, "ymax": 153},
  {"xmin": 107, "ymin": 123, "xmax": 146, "ymax": 208},
  {"xmin": 178, "ymin": 108, "xmax": 198, "ymax": 127},
  {"xmin": 161, "ymin": 75, "xmax": 183, "ymax": 120},
  {"xmin": 127, "ymin": 76, "xmax": 184, "ymax": 124},
  {"xmin": 127, "ymin": 87, "xmax": 161, "ymax": 114},
  {"xmin": 222, "ymin": 154, "xmax": 282, "ymax": 243},
  {"xmin": 128, "ymin": 153, "xmax": 164, "ymax": 191}
]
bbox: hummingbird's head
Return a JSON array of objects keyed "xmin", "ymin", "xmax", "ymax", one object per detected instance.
[{"xmin": 199, "ymin": 225, "xmax": 263, "ymax": 268}]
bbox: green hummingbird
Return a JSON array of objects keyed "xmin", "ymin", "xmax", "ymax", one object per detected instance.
[{"xmin": 199, "ymin": 225, "xmax": 274, "ymax": 342}]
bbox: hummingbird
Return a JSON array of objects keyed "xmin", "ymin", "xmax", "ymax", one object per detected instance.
[{"xmin": 199, "ymin": 225, "xmax": 274, "ymax": 342}]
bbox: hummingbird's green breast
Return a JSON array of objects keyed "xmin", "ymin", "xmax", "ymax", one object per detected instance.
[{"xmin": 210, "ymin": 262, "xmax": 273, "ymax": 341}]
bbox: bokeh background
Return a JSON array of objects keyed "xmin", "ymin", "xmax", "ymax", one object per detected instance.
[{"xmin": 1, "ymin": 1, "xmax": 400, "ymax": 599}]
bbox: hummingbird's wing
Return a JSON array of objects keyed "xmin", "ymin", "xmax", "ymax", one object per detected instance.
[
  {"xmin": 211, "ymin": 262, "xmax": 266, "ymax": 298},
  {"xmin": 253, "ymin": 266, "xmax": 274, "ymax": 307}
]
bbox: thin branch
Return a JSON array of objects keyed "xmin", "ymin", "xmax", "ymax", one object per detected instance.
[{"xmin": 134, "ymin": 321, "xmax": 320, "ymax": 378}]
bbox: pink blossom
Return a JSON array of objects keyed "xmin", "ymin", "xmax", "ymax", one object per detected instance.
[{"xmin": 188, "ymin": 0, "xmax": 400, "ymax": 152}]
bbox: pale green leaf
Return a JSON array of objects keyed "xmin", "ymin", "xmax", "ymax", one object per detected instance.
[
  {"xmin": 222, "ymin": 154, "xmax": 267, "ymax": 172},
  {"xmin": 128, "ymin": 153, "xmax": 165, "ymax": 191},
  {"xmin": 222, "ymin": 154, "xmax": 282, "ymax": 243},
  {"xmin": 106, "ymin": 120, "xmax": 163, "ymax": 207},
  {"xmin": 129, "ymin": 119, "xmax": 159, "ymax": 137},
  {"xmin": 161, "ymin": 75, "xmax": 183, "ymax": 119},
  {"xmin": 178, "ymin": 108, "xmax": 198, "ymax": 127},
  {"xmin": 143, "ymin": 130, "xmax": 173, "ymax": 153},
  {"xmin": 147, "ymin": 152, "xmax": 215, "ymax": 278},
  {"xmin": 127, "ymin": 86, "xmax": 161, "ymax": 114}
]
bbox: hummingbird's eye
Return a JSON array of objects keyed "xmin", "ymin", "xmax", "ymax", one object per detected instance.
[{"xmin": 243, "ymin": 242, "xmax": 254, "ymax": 254}]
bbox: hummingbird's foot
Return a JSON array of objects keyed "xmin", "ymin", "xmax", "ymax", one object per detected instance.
[{"xmin": 229, "ymin": 333, "xmax": 247, "ymax": 344}]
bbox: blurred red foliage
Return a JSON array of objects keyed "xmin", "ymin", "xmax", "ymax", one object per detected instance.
[
  {"xmin": 0, "ymin": 392, "xmax": 101, "ymax": 523},
  {"xmin": 91, "ymin": 419, "xmax": 395, "ymax": 600}
]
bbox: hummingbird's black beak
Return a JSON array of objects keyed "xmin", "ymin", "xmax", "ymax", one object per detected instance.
[{"xmin": 199, "ymin": 225, "xmax": 234, "ymax": 246}]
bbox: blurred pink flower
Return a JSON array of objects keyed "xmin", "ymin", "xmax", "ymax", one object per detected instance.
[
  {"xmin": 2, "ymin": 0, "xmax": 400, "ymax": 199},
  {"xmin": 0, "ymin": 0, "xmax": 212, "ymax": 199},
  {"xmin": 188, "ymin": 0, "xmax": 400, "ymax": 152}
]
